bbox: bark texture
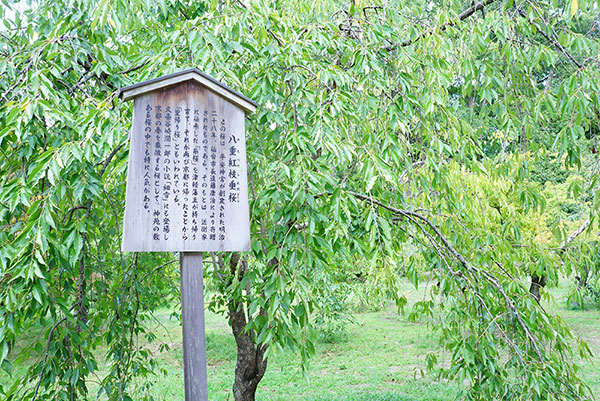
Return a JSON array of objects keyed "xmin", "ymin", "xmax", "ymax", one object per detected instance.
[
  {"xmin": 228, "ymin": 253, "xmax": 268, "ymax": 401},
  {"xmin": 529, "ymin": 274, "xmax": 547, "ymax": 302}
]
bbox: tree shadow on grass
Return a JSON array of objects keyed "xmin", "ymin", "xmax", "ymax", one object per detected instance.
[{"xmin": 307, "ymin": 393, "xmax": 423, "ymax": 401}]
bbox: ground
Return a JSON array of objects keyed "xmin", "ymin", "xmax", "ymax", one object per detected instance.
[
  {"xmin": 1, "ymin": 279, "xmax": 598, "ymax": 400},
  {"xmin": 129, "ymin": 279, "xmax": 600, "ymax": 401}
]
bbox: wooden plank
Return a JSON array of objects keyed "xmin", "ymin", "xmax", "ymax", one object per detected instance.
[
  {"xmin": 122, "ymin": 81, "xmax": 251, "ymax": 252},
  {"xmin": 120, "ymin": 69, "xmax": 257, "ymax": 113},
  {"xmin": 180, "ymin": 252, "xmax": 208, "ymax": 401}
]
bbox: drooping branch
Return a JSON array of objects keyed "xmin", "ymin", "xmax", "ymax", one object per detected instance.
[
  {"xmin": 118, "ymin": 60, "xmax": 150, "ymax": 75},
  {"xmin": 385, "ymin": 0, "xmax": 585, "ymax": 73},
  {"xmin": 139, "ymin": 259, "xmax": 178, "ymax": 282},
  {"xmin": 0, "ymin": 50, "xmax": 39, "ymax": 103},
  {"xmin": 516, "ymin": 2, "xmax": 583, "ymax": 69},
  {"xmin": 559, "ymin": 219, "xmax": 591, "ymax": 251},
  {"xmin": 347, "ymin": 190, "xmax": 548, "ymax": 362},
  {"xmin": 384, "ymin": 0, "xmax": 499, "ymax": 50},
  {"xmin": 247, "ymin": 167, "xmax": 269, "ymax": 256},
  {"xmin": 98, "ymin": 143, "xmax": 125, "ymax": 178},
  {"xmin": 31, "ymin": 318, "xmax": 68, "ymax": 401},
  {"xmin": 556, "ymin": 218, "xmax": 592, "ymax": 291},
  {"xmin": 348, "ymin": 190, "xmax": 471, "ymax": 267}
]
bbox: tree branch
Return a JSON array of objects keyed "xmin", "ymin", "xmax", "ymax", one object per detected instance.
[
  {"xmin": 516, "ymin": 2, "xmax": 582, "ymax": 69},
  {"xmin": 98, "ymin": 144, "xmax": 125, "ymax": 178},
  {"xmin": 559, "ymin": 219, "xmax": 591, "ymax": 252},
  {"xmin": 347, "ymin": 190, "xmax": 546, "ymax": 361},
  {"xmin": 118, "ymin": 60, "xmax": 150, "ymax": 75},
  {"xmin": 385, "ymin": 0, "xmax": 498, "ymax": 50},
  {"xmin": 140, "ymin": 259, "xmax": 178, "ymax": 282},
  {"xmin": 31, "ymin": 318, "xmax": 68, "ymax": 401}
]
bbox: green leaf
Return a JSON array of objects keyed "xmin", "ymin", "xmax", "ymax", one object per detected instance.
[{"xmin": 570, "ymin": 0, "xmax": 579, "ymax": 17}]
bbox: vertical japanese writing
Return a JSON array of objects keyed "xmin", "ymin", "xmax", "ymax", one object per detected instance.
[
  {"xmin": 191, "ymin": 109, "xmax": 200, "ymax": 241},
  {"xmin": 173, "ymin": 107, "xmax": 182, "ymax": 206},
  {"xmin": 228, "ymin": 127, "xmax": 241, "ymax": 204},
  {"xmin": 152, "ymin": 105, "xmax": 163, "ymax": 240},
  {"xmin": 200, "ymin": 110, "xmax": 209, "ymax": 241},
  {"xmin": 182, "ymin": 107, "xmax": 191, "ymax": 241},
  {"xmin": 143, "ymin": 104, "xmax": 152, "ymax": 211},
  {"xmin": 162, "ymin": 106, "xmax": 172, "ymax": 240},
  {"xmin": 218, "ymin": 118, "xmax": 227, "ymax": 241},
  {"xmin": 209, "ymin": 110, "xmax": 218, "ymax": 241}
]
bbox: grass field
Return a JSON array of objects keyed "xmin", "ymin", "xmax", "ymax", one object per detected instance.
[
  {"xmin": 131, "ymin": 285, "xmax": 459, "ymax": 401},
  {"xmin": 2, "ymin": 279, "xmax": 599, "ymax": 400},
  {"xmin": 120, "ymin": 279, "xmax": 600, "ymax": 401}
]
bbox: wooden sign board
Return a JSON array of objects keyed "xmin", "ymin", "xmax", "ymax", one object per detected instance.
[{"xmin": 120, "ymin": 69, "xmax": 256, "ymax": 252}]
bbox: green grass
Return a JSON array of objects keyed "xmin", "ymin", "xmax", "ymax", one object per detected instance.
[
  {"xmin": 131, "ymin": 298, "xmax": 457, "ymax": 400},
  {"xmin": 122, "ymin": 279, "xmax": 600, "ymax": 400},
  {"xmin": 542, "ymin": 279, "xmax": 600, "ymax": 393},
  {"xmin": 2, "ymin": 279, "xmax": 600, "ymax": 400}
]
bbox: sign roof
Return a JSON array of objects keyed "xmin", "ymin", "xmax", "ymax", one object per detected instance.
[{"xmin": 119, "ymin": 68, "xmax": 258, "ymax": 113}]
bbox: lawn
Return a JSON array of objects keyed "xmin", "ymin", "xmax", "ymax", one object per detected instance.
[
  {"xmin": 135, "ymin": 287, "xmax": 459, "ymax": 401},
  {"xmin": 2, "ymin": 279, "xmax": 599, "ymax": 400},
  {"xmin": 117, "ymin": 279, "xmax": 600, "ymax": 400}
]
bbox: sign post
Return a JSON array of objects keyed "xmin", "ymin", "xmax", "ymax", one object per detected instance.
[
  {"xmin": 180, "ymin": 252, "xmax": 208, "ymax": 400},
  {"xmin": 119, "ymin": 69, "xmax": 257, "ymax": 400}
]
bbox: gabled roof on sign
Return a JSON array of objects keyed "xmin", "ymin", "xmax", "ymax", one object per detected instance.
[{"xmin": 119, "ymin": 68, "xmax": 258, "ymax": 113}]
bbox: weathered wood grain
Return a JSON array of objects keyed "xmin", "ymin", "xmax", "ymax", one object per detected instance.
[
  {"xmin": 180, "ymin": 252, "xmax": 208, "ymax": 401},
  {"xmin": 122, "ymin": 81, "xmax": 251, "ymax": 252},
  {"xmin": 120, "ymin": 70, "xmax": 257, "ymax": 401},
  {"xmin": 120, "ymin": 69, "xmax": 257, "ymax": 113}
]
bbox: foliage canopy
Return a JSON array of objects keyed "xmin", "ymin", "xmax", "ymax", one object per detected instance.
[{"xmin": 0, "ymin": 0, "xmax": 599, "ymax": 400}]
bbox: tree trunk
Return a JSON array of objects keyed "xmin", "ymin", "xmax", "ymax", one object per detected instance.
[
  {"xmin": 529, "ymin": 274, "xmax": 546, "ymax": 302},
  {"xmin": 575, "ymin": 265, "xmax": 590, "ymax": 295},
  {"xmin": 76, "ymin": 202, "xmax": 92, "ymax": 325},
  {"xmin": 519, "ymin": 125, "xmax": 528, "ymax": 152},
  {"xmin": 228, "ymin": 254, "xmax": 268, "ymax": 401}
]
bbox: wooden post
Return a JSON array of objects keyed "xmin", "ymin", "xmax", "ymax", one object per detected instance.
[
  {"xmin": 180, "ymin": 252, "xmax": 208, "ymax": 401},
  {"xmin": 120, "ymin": 69, "xmax": 256, "ymax": 400}
]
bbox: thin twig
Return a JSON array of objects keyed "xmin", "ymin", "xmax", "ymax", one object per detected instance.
[
  {"xmin": 140, "ymin": 259, "xmax": 178, "ymax": 282},
  {"xmin": 118, "ymin": 60, "xmax": 150, "ymax": 75},
  {"xmin": 385, "ymin": 0, "xmax": 499, "ymax": 50},
  {"xmin": 31, "ymin": 318, "xmax": 68, "ymax": 401},
  {"xmin": 98, "ymin": 144, "xmax": 125, "ymax": 178}
]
